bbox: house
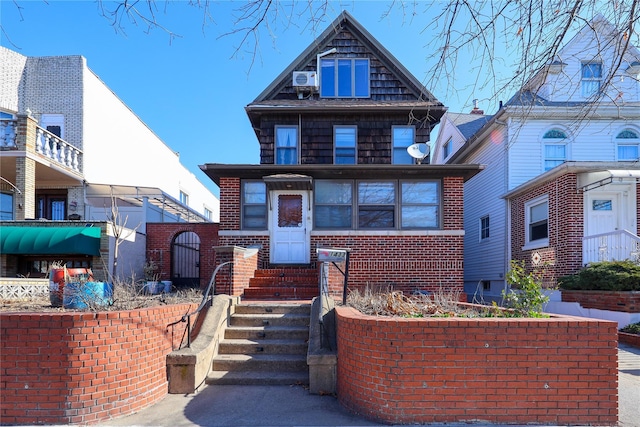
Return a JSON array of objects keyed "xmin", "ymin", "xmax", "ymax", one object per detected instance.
[
  {"xmin": 200, "ymin": 11, "xmax": 483, "ymax": 299},
  {"xmin": 0, "ymin": 47, "xmax": 219, "ymax": 285},
  {"xmin": 431, "ymin": 15, "xmax": 640, "ymax": 302}
]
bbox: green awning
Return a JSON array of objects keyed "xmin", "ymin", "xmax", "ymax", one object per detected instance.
[{"xmin": 0, "ymin": 226, "xmax": 102, "ymax": 256}]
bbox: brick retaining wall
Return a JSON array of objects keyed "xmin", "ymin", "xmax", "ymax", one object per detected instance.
[
  {"xmin": 561, "ymin": 290, "xmax": 640, "ymax": 313},
  {"xmin": 0, "ymin": 304, "xmax": 196, "ymax": 424},
  {"xmin": 336, "ymin": 306, "xmax": 618, "ymax": 425}
]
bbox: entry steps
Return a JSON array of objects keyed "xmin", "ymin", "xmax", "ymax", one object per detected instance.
[
  {"xmin": 206, "ymin": 303, "xmax": 310, "ymax": 386},
  {"xmin": 243, "ymin": 268, "xmax": 318, "ymax": 300}
]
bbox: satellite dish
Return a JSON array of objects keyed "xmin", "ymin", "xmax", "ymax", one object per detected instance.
[{"xmin": 407, "ymin": 143, "xmax": 429, "ymax": 164}]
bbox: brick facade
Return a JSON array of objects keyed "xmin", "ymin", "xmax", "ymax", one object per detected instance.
[
  {"xmin": 336, "ymin": 306, "xmax": 618, "ymax": 425},
  {"xmin": 561, "ymin": 290, "xmax": 640, "ymax": 312},
  {"xmin": 0, "ymin": 304, "xmax": 196, "ymax": 425},
  {"xmin": 145, "ymin": 223, "xmax": 219, "ymax": 289}
]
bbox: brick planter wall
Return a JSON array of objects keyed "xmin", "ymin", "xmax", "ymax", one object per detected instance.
[
  {"xmin": 561, "ymin": 290, "xmax": 640, "ymax": 313},
  {"xmin": 619, "ymin": 332, "xmax": 640, "ymax": 347},
  {"xmin": 336, "ymin": 306, "xmax": 618, "ymax": 425},
  {"xmin": 0, "ymin": 304, "xmax": 196, "ymax": 425}
]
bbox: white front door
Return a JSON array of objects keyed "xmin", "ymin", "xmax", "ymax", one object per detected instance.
[
  {"xmin": 270, "ymin": 191, "xmax": 310, "ymax": 264},
  {"xmin": 585, "ymin": 191, "xmax": 621, "ymax": 236}
]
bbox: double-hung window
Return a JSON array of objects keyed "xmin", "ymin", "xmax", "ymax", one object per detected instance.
[
  {"xmin": 0, "ymin": 192, "xmax": 13, "ymax": 220},
  {"xmin": 525, "ymin": 196, "xmax": 549, "ymax": 248},
  {"xmin": 242, "ymin": 181, "xmax": 267, "ymax": 229},
  {"xmin": 314, "ymin": 181, "xmax": 352, "ymax": 228},
  {"xmin": 443, "ymin": 138, "xmax": 452, "ymax": 159},
  {"xmin": 480, "ymin": 215, "xmax": 490, "ymax": 240},
  {"xmin": 358, "ymin": 182, "xmax": 396, "ymax": 228},
  {"xmin": 543, "ymin": 129, "xmax": 567, "ymax": 171},
  {"xmin": 401, "ymin": 181, "xmax": 439, "ymax": 228},
  {"xmin": 581, "ymin": 62, "xmax": 602, "ymax": 98},
  {"xmin": 392, "ymin": 126, "xmax": 415, "ymax": 164},
  {"xmin": 179, "ymin": 191, "xmax": 189, "ymax": 205},
  {"xmin": 334, "ymin": 126, "xmax": 357, "ymax": 164},
  {"xmin": 320, "ymin": 58, "xmax": 369, "ymax": 98},
  {"xmin": 616, "ymin": 129, "xmax": 640, "ymax": 161},
  {"xmin": 275, "ymin": 126, "xmax": 298, "ymax": 164}
]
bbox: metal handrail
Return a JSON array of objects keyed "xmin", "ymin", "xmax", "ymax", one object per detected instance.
[{"xmin": 167, "ymin": 260, "xmax": 233, "ymax": 348}]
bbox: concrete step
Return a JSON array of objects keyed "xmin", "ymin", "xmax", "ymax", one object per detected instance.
[
  {"xmin": 234, "ymin": 303, "xmax": 311, "ymax": 315},
  {"xmin": 212, "ymin": 353, "xmax": 308, "ymax": 372},
  {"xmin": 229, "ymin": 313, "xmax": 310, "ymax": 328},
  {"xmin": 219, "ymin": 338, "xmax": 307, "ymax": 355},
  {"xmin": 206, "ymin": 370, "xmax": 309, "ymax": 386},
  {"xmin": 223, "ymin": 325, "xmax": 309, "ymax": 340},
  {"xmin": 243, "ymin": 286, "xmax": 318, "ymax": 300}
]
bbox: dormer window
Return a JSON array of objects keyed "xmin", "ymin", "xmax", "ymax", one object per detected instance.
[
  {"xmin": 320, "ymin": 58, "xmax": 369, "ymax": 98},
  {"xmin": 581, "ymin": 62, "xmax": 602, "ymax": 98}
]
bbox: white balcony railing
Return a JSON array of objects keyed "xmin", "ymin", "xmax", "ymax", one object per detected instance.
[
  {"xmin": 0, "ymin": 119, "xmax": 17, "ymax": 148},
  {"xmin": 582, "ymin": 229, "xmax": 640, "ymax": 265},
  {"xmin": 35, "ymin": 127, "xmax": 82, "ymax": 173}
]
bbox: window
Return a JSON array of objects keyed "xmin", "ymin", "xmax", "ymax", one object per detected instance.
[
  {"xmin": 36, "ymin": 191, "xmax": 66, "ymax": 220},
  {"xmin": 242, "ymin": 181, "xmax": 267, "ymax": 229},
  {"xmin": 17, "ymin": 257, "xmax": 91, "ymax": 278},
  {"xmin": 392, "ymin": 126, "xmax": 415, "ymax": 164},
  {"xmin": 315, "ymin": 181, "xmax": 352, "ymax": 228},
  {"xmin": 401, "ymin": 181, "xmax": 439, "ymax": 228},
  {"xmin": 616, "ymin": 129, "xmax": 640, "ymax": 161},
  {"xmin": 581, "ymin": 62, "xmax": 602, "ymax": 98},
  {"xmin": 0, "ymin": 192, "xmax": 13, "ymax": 220},
  {"xmin": 179, "ymin": 191, "xmax": 189, "ymax": 205},
  {"xmin": 334, "ymin": 126, "xmax": 357, "ymax": 164},
  {"xmin": 320, "ymin": 58, "xmax": 369, "ymax": 98},
  {"xmin": 275, "ymin": 126, "xmax": 298, "ymax": 164},
  {"xmin": 525, "ymin": 196, "xmax": 549, "ymax": 247},
  {"xmin": 314, "ymin": 179, "xmax": 441, "ymax": 230},
  {"xmin": 480, "ymin": 215, "xmax": 490, "ymax": 240},
  {"xmin": 204, "ymin": 207, "xmax": 213, "ymax": 221},
  {"xmin": 543, "ymin": 129, "xmax": 567, "ymax": 171},
  {"xmin": 358, "ymin": 182, "xmax": 395, "ymax": 228},
  {"xmin": 443, "ymin": 138, "xmax": 452, "ymax": 159},
  {"xmin": 40, "ymin": 114, "xmax": 65, "ymax": 139}
]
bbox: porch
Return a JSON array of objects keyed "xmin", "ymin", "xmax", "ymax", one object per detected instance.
[{"xmin": 582, "ymin": 229, "xmax": 640, "ymax": 265}]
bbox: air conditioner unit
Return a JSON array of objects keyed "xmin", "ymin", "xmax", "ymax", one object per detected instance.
[{"xmin": 292, "ymin": 71, "xmax": 318, "ymax": 88}]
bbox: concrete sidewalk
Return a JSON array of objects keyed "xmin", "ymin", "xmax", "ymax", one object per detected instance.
[{"xmin": 98, "ymin": 344, "xmax": 640, "ymax": 427}]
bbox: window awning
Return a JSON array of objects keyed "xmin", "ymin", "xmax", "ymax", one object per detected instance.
[
  {"xmin": 0, "ymin": 226, "xmax": 102, "ymax": 256},
  {"xmin": 263, "ymin": 174, "xmax": 313, "ymax": 191}
]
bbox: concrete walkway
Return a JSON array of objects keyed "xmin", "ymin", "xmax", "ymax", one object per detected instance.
[{"xmin": 99, "ymin": 344, "xmax": 640, "ymax": 427}]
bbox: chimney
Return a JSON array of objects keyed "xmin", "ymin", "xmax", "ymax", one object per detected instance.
[{"xmin": 470, "ymin": 99, "xmax": 484, "ymax": 115}]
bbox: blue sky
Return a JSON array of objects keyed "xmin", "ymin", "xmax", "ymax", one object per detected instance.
[{"xmin": 0, "ymin": 1, "xmax": 545, "ymax": 196}]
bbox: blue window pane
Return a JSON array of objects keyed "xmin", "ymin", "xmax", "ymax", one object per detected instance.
[
  {"xmin": 354, "ymin": 60, "xmax": 369, "ymax": 97},
  {"xmin": 335, "ymin": 127, "xmax": 356, "ymax": 164},
  {"xmin": 402, "ymin": 182, "xmax": 438, "ymax": 204},
  {"xmin": 618, "ymin": 145, "xmax": 639, "ymax": 161},
  {"xmin": 582, "ymin": 63, "xmax": 602, "ymax": 78},
  {"xmin": 276, "ymin": 127, "xmax": 297, "ymax": 164},
  {"xmin": 402, "ymin": 206, "xmax": 438, "ymax": 228},
  {"xmin": 0, "ymin": 192, "xmax": 13, "ymax": 220},
  {"xmin": 393, "ymin": 127, "xmax": 414, "ymax": 164},
  {"xmin": 315, "ymin": 206, "xmax": 352, "ymax": 228},
  {"xmin": 337, "ymin": 60, "xmax": 352, "ymax": 97},
  {"xmin": 320, "ymin": 59, "xmax": 335, "ymax": 97},
  {"xmin": 358, "ymin": 182, "xmax": 394, "ymax": 204},
  {"xmin": 315, "ymin": 181, "xmax": 352, "ymax": 204},
  {"xmin": 358, "ymin": 208, "xmax": 394, "ymax": 228},
  {"xmin": 244, "ymin": 182, "xmax": 266, "ymax": 203}
]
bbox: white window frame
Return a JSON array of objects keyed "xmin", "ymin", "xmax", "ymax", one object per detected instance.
[
  {"xmin": 542, "ymin": 128, "xmax": 568, "ymax": 171},
  {"xmin": 40, "ymin": 114, "xmax": 65, "ymax": 139},
  {"xmin": 615, "ymin": 129, "xmax": 640, "ymax": 161},
  {"xmin": 480, "ymin": 215, "xmax": 490, "ymax": 241},
  {"xmin": 581, "ymin": 62, "xmax": 602, "ymax": 98},
  {"xmin": 179, "ymin": 191, "xmax": 189, "ymax": 206},
  {"xmin": 392, "ymin": 126, "xmax": 416, "ymax": 165},
  {"xmin": 275, "ymin": 125, "xmax": 299, "ymax": 165},
  {"xmin": 204, "ymin": 207, "xmax": 213, "ymax": 221},
  {"xmin": 334, "ymin": 125, "xmax": 357, "ymax": 164},
  {"xmin": 523, "ymin": 195, "xmax": 549, "ymax": 250},
  {"xmin": 443, "ymin": 138, "xmax": 452, "ymax": 159}
]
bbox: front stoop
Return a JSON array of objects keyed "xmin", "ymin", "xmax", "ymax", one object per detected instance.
[
  {"xmin": 206, "ymin": 303, "xmax": 311, "ymax": 386},
  {"xmin": 243, "ymin": 268, "xmax": 318, "ymax": 300}
]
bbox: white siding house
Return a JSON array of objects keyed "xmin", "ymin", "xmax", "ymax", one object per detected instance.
[
  {"xmin": 432, "ymin": 15, "xmax": 640, "ymax": 301},
  {"xmin": 0, "ymin": 46, "xmax": 219, "ymax": 281}
]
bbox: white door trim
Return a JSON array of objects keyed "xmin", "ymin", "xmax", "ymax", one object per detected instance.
[{"xmin": 269, "ymin": 190, "xmax": 311, "ymax": 264}]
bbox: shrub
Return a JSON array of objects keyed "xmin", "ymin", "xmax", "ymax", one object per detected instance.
[
  {"xmin": 501, "ymin": 260, "xmax": 550, "ymax": 318},
  {"xmin": 558, "ymin": 261, "xmax": 640, "ymax": 291},
  {"xmin": 620, "ymin": 322, "xmax": 640, "ymax": 335}
]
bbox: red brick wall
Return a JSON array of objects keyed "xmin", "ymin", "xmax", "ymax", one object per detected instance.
[
  {"xmin": 0, "ymin": 304, "xmax": 196, "ymax": 425},
  {"xmin": 561, "ymin": 290, "xmax": 640, "ymax": 312},
  {"xmin": 336, "ymin": 306, "xmax": 618, "ymax": 425},
  {"xmin": 219, "ymin": 177, "xmax": 241, "ymax": 230},
  {"xmin": 213, "ymin": 246, "xmax": 259, "ymax": 296},
  {"xmin": 146, "ymin": 223, "xmax": 219, "ymax": 289},
  {"xmin": 510, "ymin": 174, "xmax": 584, "ymax": 286}
]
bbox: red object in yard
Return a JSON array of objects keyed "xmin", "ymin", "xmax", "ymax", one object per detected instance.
[{"xmin": 49, "ymin": 267, "xmax": 93, "ymax": 307}]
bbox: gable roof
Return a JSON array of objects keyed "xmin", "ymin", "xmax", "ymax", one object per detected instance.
[
  {"xmin": 447, "ymin": 113, "xmax": 493, "ymax": 140},
  {"xmin": 246, "ymin": 10, "xmax": 445, "ymax": 124}
]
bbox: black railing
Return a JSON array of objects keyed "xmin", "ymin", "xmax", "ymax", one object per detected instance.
[{"xmin": 167, "ymin": 260, "xmax": 233, "ymax": 349}]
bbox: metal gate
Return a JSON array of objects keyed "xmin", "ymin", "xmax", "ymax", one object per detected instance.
[{"xmin": 171, "ymin": 231, "xmax": 201, "ymax": 288}]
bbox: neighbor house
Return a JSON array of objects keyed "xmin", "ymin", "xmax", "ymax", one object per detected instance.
[
  {"xmin": 431, "ymin": 15, "xmax": 640, "ymax": 301},
  {"xmin": 200, "ymin": 11, "xmax": 483, "ymax": 299},
  {"xmin": 0, "ymin": 47, "xmax": 219, "ymax": 286}
]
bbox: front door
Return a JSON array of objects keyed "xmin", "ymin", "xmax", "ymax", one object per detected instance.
[
  {"xmin": 270, "ymin": 191, "xmax": 310, "ymax": 264},
  {"xmin": 585, "ymin": 191, "xmax": 621, "ymax": 236}
]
